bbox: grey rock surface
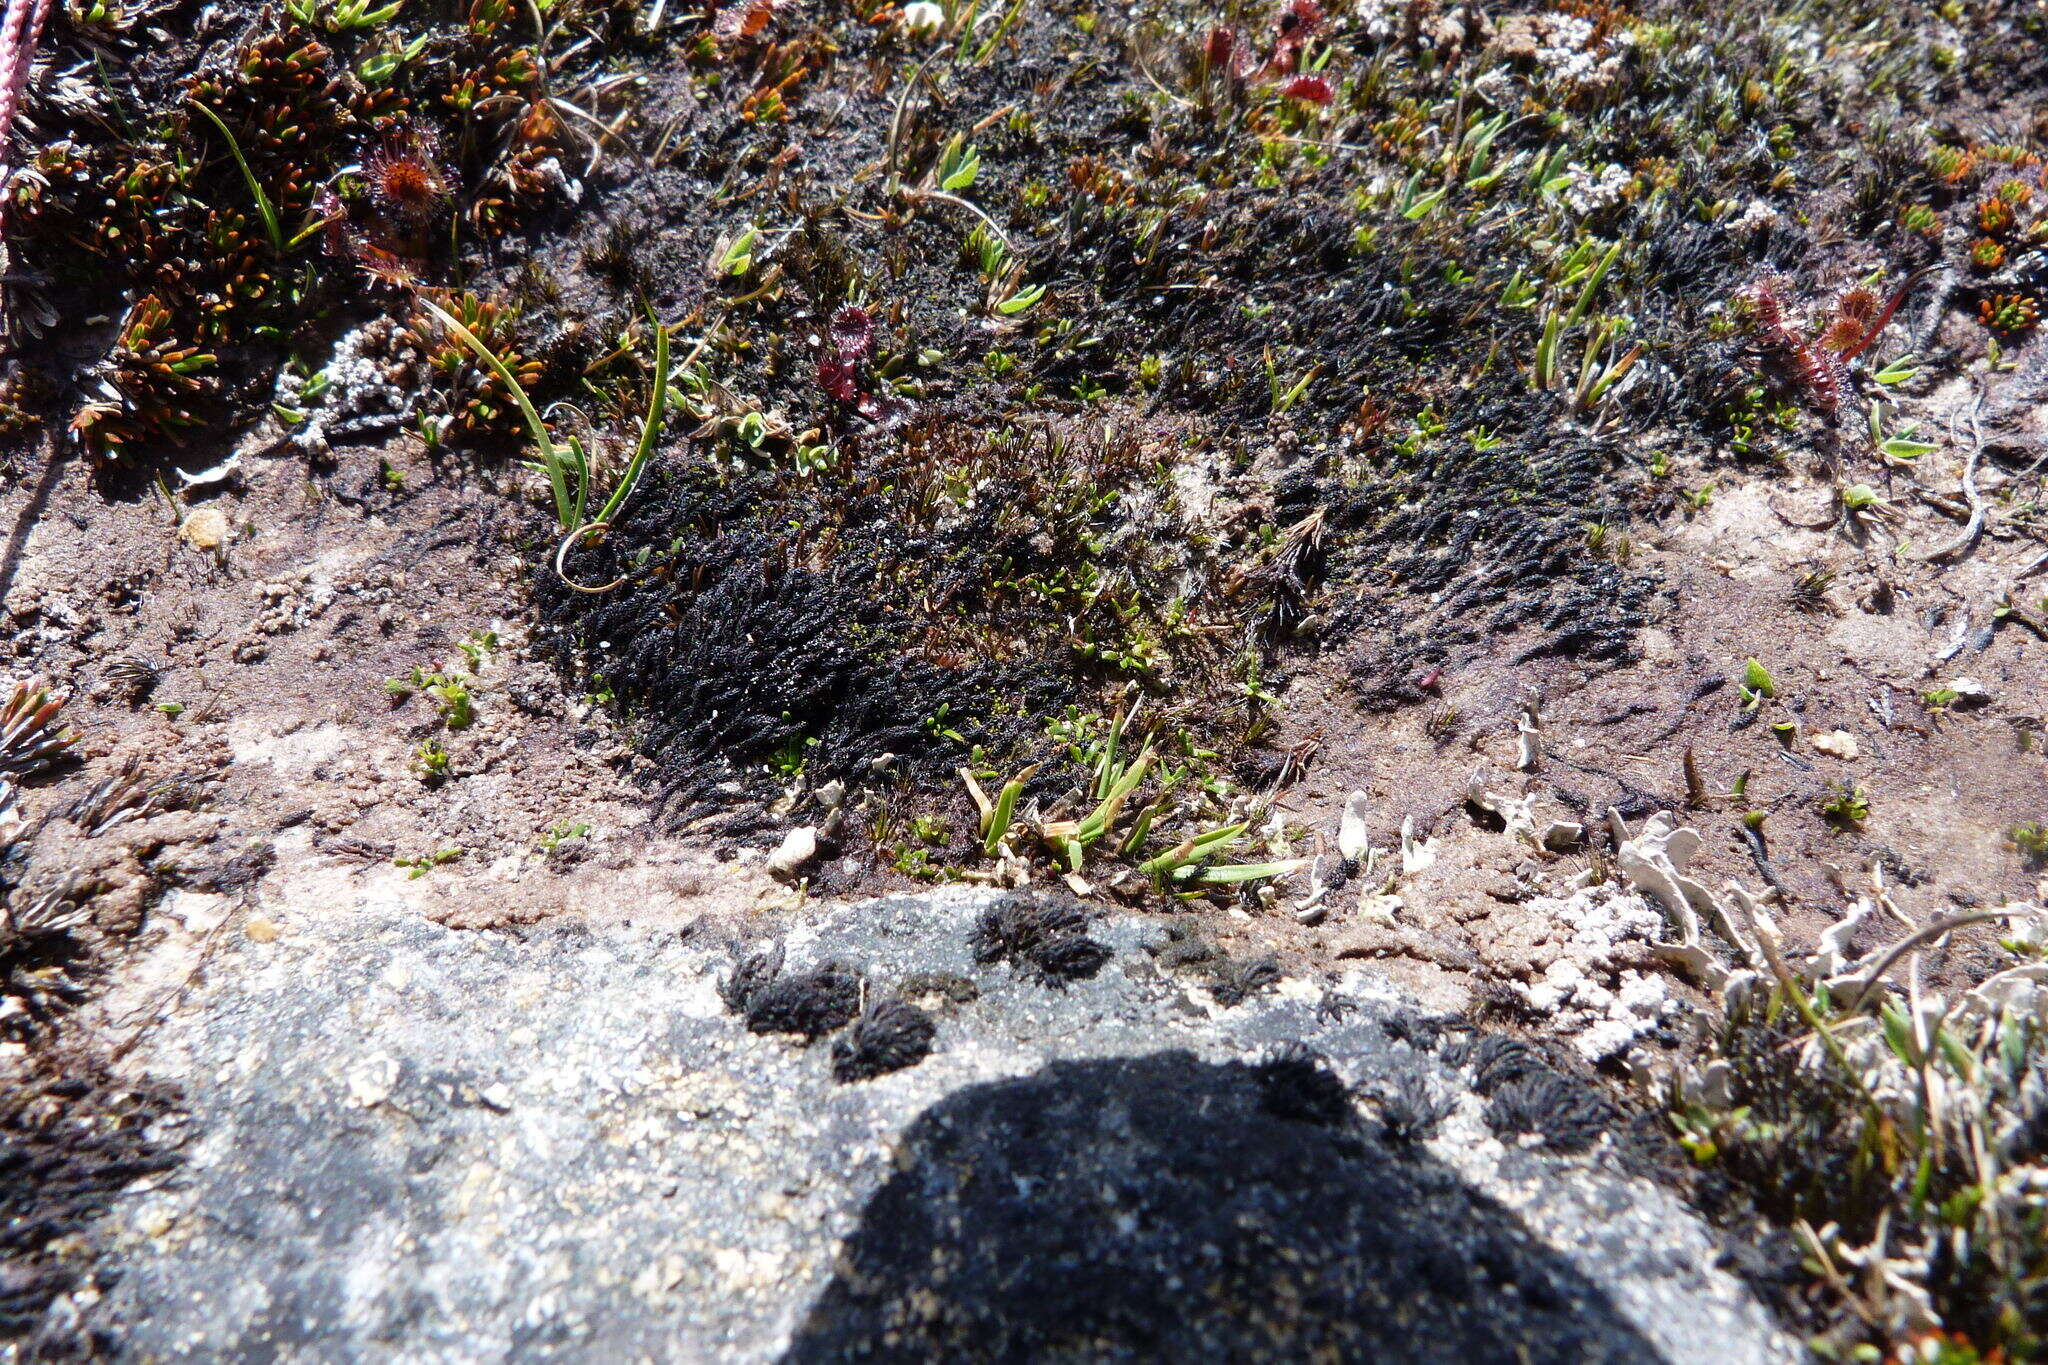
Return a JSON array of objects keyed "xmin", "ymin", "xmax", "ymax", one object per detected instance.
[{"xmin": 82, "ymin": 875, "xmax": 1801, "ymax": 1362}]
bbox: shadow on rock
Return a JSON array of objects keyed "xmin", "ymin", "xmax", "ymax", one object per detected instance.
[{"xmin": 785, "ymin": 1051, "xmax": 1655, "ymax": 1363}]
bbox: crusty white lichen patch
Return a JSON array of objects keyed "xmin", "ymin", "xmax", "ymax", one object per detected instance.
[{"xmin": 1512, "ymin": 882, "xmax": 1675, "ymax": 1063}]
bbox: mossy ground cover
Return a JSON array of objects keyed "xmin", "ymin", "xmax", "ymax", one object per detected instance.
[
  {"xmin": 510, "ymin": 0, "xmax": 2041, "ymax": 893},
  {"xmin": 12, "ymin": 0, "xmax": 2032, "ymax": 822},
  {"xmin": 9, "ymin": 0, "xmax": 2048, "ymax": 1356}
]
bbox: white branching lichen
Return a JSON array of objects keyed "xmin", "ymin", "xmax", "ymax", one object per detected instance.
[{"xmin": 1467, "ymin": 769, "xmax": 1582, "ymax": 851}]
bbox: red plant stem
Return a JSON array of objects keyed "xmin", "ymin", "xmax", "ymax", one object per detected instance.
[
  {"xmin": 0, "ymin": 0, "xmax": 52, "ymax": 331},
  {"xmin": 0, "ymin": 0, "xmax": 53, "ymax": 179},
  {"xmin": 1839, "ymin": 266, "xmax": 1934, "ymax": 362}
]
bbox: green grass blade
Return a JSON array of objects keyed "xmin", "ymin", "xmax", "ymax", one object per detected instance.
[
  {"xmin": 1136, "ymin": 820, "xmax": 1247, "ymax": 877},
  {"xmin": 973, "ymin": 0, "xmax": 1024, "ymax": 63},
  {"xmin": 416, "ymin": 298, "xmax": 576, "ymax": 529},
  {"xmin": 1185, "ymin": 821, "xmax": 1249, "ymax": 855},
  {"xmin": 192, "ymin": 103, "xmax": 283, "ymax": 254},
  {"xmin": 1118, "ymin": 799, "xmax": 1162, "ymax": 858},
  {"xmin": 984, "ymin": 776, "xmax": 1024, "ymax": 856},
  {"xmin": 1094, "ymin": 707, "xmax": 1127, "ymax": 800},
  {"xmin": 1564, "ymin": 238, "xmax": 1623, "ymax": 328},
  {"xmin": 1076, "ymin": 747, "xmax": 1153, "ymax": 844},
  {"xmin": 1534, "ymin": 308, "xmax": 1561, "ymax": 390},
  {"xmin": 1189, "ymin": 858, "xmax": 1307, "ymax": 885},
  {"xmin": 593, "ymin": 303, "xmax": 671, "ymax": 528}
]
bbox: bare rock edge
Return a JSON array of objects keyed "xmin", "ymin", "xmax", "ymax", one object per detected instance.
[{"xmin": 78, "ymin": 883, "xmax": 1800, "ymax": 1362}]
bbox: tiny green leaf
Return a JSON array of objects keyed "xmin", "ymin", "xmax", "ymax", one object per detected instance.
[
  {"xmin": 717, "ymin": 224, "xmax": 759, "ymax": 276},
  {"xmin": 997, "ymin": 283, "xmax": 1046, "ymax": 315},
  {"xmin": 940, "ymin": 143, "xmax": 981, "ymax": 191},
  {"xmin": 1402, "ymin": 186, "xmax": 1447, "ymax": 220},
  {"xmin": 1185, "ymin": 859, "xmax": 1308, "ymax": 885}
]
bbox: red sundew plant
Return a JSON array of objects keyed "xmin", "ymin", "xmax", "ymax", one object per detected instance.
[
  {"xmin": 1199, "ymin": 1, "xmax": 1324, "ymax": 84},
  {"xmin": 1268, "ymin": 0, "xmax": 1325, "ymax": 73},
  {"xmin": 314, "ymin": 186, "xmax": 421, "ymax": 288},
  {"xmin": 1739, "ymin": 271, "xmax": 1922, "ymax": 416},
  {"xmin": 816, "ymin": 303, "xmax": 870, "ymax": 404},
  {"xmin": 816, "ymin": 349, "xmax": 858, "ymax": 404},
  {"xmin": 1280, "ymin": 73, "xmax": 1334, "ymax": 104},
  {"xmin": 1203, "ymin": 24, "xmax": 1237, "ymax": 73},
  {"xmin": 828, "ymin": 304, "xmax": 873, "ymax": 360},
  {"xmin": 308, "ymin": 125, "xmax": 453, "ymax": 288},
  {"xmin": 814, "ymin": 303, "xmax": 910, "ymax": 426},
  {"xmin": 365, "ymin": 124, "xmax": 452, "ymax": 228}
]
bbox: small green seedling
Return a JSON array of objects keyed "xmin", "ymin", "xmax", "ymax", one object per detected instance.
[
  {"xmin": 937, "ymin": 136, "xmax": 981, "ymax": 190},
  {"xmin": 1822, "ymin": 782, "xmax": 1870, "ymax": 827},
  {"xmin": 459, "ymin": 629, "xmax": 499, "ymax": 669},
  {"xmin": 1922, "ymin": 685, "xmax": 1961, "ymax": 712},
  {"xmin": 1266, "ymin": 353, "xmax": 1320, "ymax": 414},
  {"xmin": 715, "ymin": 224, "xmax": 760, "ymax": 276},
  {"xmin": 394, "ymin": 848, "xmax": 463, "ymax": 878},
  {"xmin": 540, "ymin": 820, "xmax": 591, "ymax": 850},
  {"xmin": 1737, "ymin": 658, "xmax": 1777, "ymax": 710},
  {"xmin": 387, "ymin": 665, "xmax": 476, "ymax": 729},
  {"xmin": 1868, "ymin": 401, "xmax": 1937, "ymax": 459},
  {"xmin": 288, "ymin": 0, "xmax": 401, "ymax": 30},
  {"xmin": 996, "ymin": 282, "xmax": 1046, "ymax": 315},
  {"xmin": 412, "ymin": 737, "xmax": 450, "ymax": 783},
  {"xmin": 358, "ymin": 32, "xmax": 431, "ymax": 82},
  {"xmin": 768, "ymin": 730, "xmax": 818, "ymax": 780}
]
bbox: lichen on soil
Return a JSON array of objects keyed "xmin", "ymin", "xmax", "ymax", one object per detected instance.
[{"xmin": 4, "ymin": 0, "xmax": 2048, "ymax": 1357}]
